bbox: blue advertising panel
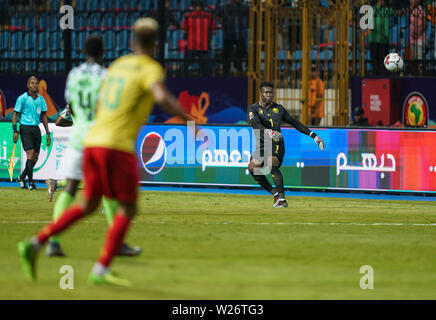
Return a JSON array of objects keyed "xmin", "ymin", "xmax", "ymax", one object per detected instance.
[{"xmin": 136, "ymin": 124, "xmax": 436, "ymax": 193}]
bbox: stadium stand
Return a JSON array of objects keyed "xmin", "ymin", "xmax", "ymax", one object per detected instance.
[{"xmin": 0, "ymin": 0, "xmax": 435, "ymax": 76}]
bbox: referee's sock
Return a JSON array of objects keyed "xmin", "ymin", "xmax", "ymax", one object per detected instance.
[
  {"xmin": 20, "ymin": 160, "xmax": 32, "ymax": 181},
  {"xmin": 271, "ymin": 166, "xmax": 285, "ymax": 197},
  {"xmin": 27, "ymin": 159, "xmax": 36, "ymax": 184},
  {"xmin": 250, "ymin": 171, "xmax": 274, "ymax": 194}
]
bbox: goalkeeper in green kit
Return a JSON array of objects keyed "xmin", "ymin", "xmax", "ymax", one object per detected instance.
[{"xmin": 44, "ymin": 35, "xmax": 141, "ymax": 257}]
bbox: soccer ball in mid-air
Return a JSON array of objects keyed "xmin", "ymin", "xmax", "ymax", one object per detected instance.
[{"xmin": 384, "ymin": 53, "xmax": 404, "ymax": 72}]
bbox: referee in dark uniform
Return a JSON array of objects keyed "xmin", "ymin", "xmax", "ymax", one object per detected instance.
[
  {"xmin": 247, "ymin": 81, "xmax": 325, "ymax": 208},
  {"xmin": 12, "ymin": 76, "xmax": 51, "ymax": 190}
]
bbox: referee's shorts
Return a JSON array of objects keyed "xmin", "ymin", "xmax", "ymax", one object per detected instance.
[{"xmin": 20, "ymin": 125, "xmax": 42, "ymax": 154}]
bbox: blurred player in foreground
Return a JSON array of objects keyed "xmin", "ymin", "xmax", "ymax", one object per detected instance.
[
  {"xmin": 247, "ymin": 81, "xmax": 324, "ymax": 208},
  {"xmin": 44, "ymin": 35, "xmax": 141, "ymax": 258},
  {"xmin": 18, "ymin": 18, "xmax": 193, "ymax": 286}
]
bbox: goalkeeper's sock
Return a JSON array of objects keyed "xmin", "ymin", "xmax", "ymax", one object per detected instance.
[
  {"xmin": 102, "ymin": 197, "xmax": 118, "ymax": 226},
  {"xmin": 49, "ymin": 191, "xmax": 74, "ymax": 244},
  {"xmin": 250, "ymin": 171, "xmax": 274, "ymax": 194},
  {"xmin": 98, "ymin": 214, "xmax": 131, "ymax": 267},
  {"xmin": 36, "ymin": 205, "xmax": 85, "ymax": 244},
  {"xmin": 271, "ymin": 166, "xmax": 285, "ymax": 196}
]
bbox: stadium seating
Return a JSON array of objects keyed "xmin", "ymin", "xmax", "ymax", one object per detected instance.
[
  {"xmin": 48, "ymin": 13, "xmax": 59, "ymax": 32},
  {"xmin": 1, "ymin": 31, "xmax": 10, "ymax": 69},
  {"xmin": 75, "ymin": 1, "xmax": 87, "ymax": 11},
  {"xmin": 38, "ymin": 30, "xmax": 48, "ymax": 50},
  {"xmin": 116, "ymin": 29, "xmax": 130, "ymax": 55},
  {"xmin": 116, "ymin": 12, "xmax": 129, "ymax": 27},
  {"xmin": 1, "ymin": 30, "xmax": 9, "ymax": 51},
  {"xmin": 87, "ymin": 1, "xmax": 99, "ymax": 11},
  {"xmin": 37, "ymin": 13, "xmax": 49, "ymax": 30},
  {"xmin": 102, "ymin": 13, "xmax": 116, "ymax": 28},
  {"xmin": 1, "ymin": 0, "xmax": 432, "ymax": 76},
  {"xmin": 103, "ymin": 30, "xmax": 116, "ymax": 59},
  {"xmin": 11, "ymin": 13, "xmax": 21, "ymax": 27},
  {"xmin": 50, "ymin": 0, "xmax": 60, "ymax": 8},
  {"xmin": 76, "ymin": 12, "xmax": 87, "ymax": 29},
  {"xmin": 214, "ymin": 28, "xmax": 223, "ymax": 50},
  {"xmin": 10, "ymin": 30, "xmax": 23, "ymax": 52}
]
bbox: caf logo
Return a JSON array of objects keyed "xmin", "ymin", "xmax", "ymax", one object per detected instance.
[
  {"xmin": 403, "ymin": 92, "xmax": 428, "ymax": 127},
  {"xmin": 258, "ymin": 108, "xmax": 263, "ymax": 115},
  {"xmin": 140, "ymin": 132, "xmax": 167, "ymax": 175},
  {"xmin": 272, "ymin": 108, "xmax": 279, "ymax": 113}
]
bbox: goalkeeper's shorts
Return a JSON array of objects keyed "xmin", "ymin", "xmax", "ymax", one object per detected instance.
[
  {"xmin": 83, "ymin": 147, "xmax": 139, "ymax": 203},
  {"xmin": 251, "ymin": 139, "xmax": 285, "ymax": 166}
]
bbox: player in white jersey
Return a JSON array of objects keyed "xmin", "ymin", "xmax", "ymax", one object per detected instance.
[{"xmin": 45, "ymin": 35, "xmax": 141, "ymax": 257}]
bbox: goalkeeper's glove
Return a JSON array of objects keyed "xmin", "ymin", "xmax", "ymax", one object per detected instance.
[
  {"xmin": 310, "ymin": 132, "xmax": 325, "ymax": 150},
  {"xmin": 265, "ymin": 129, "xmax": 282, "ymax": 142}
]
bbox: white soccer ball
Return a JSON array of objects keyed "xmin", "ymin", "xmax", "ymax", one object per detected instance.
[{"xmin": 384, "ymin": 52, "xmax": 404, "ymax": 72}]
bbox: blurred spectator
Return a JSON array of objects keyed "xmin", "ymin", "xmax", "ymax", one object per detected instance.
[
  {"xmin": 427, "ymin": 1, "xmax": 436, "ymax": 59},
  {"xmin": 409, "ymin": 0, "xmax": 426, "ymax": 74},
  {"xmin": 148, "ymin": 0, "xmax": 179, "ymax": 29},
  {"xmin": 367, "ymin": 0, "xmax": 394, "ymax": 75},
  {"xmin": 351, "ymin": 107, "xmax": 370, "ymax": 126},
  {"xmin": 216, "ymin": 0, "xmax": 249, "ymax": 75},
  {"xmin": 148, "ymin": 0, "xmax": 179, "ymax": 60},
  {"xmin": 391, "ymin": 120, "xmax": 405, "ymax": 127},
  {"xmin": 181, "ymin": 0, "xmax": 216, "ymax": 77},
  {"xmin": 308, "ymin": 65, "xmax": 325, "ymax": 126}
]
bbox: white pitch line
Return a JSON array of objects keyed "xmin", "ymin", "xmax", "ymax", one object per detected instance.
[
  {"xmin": 0, "ymin": 221, "xmax": 435, "ymax": 227},
  {"xmin": 137, "ymin": 221, "xmax": 436, "ymax": 228},
  {"xmin": 204, "ymin": 222, "xmax": 436, "ymax": 227},
  {"xmin": 0, "ymin": 220, "xmax": 98, "ymax": 224}
]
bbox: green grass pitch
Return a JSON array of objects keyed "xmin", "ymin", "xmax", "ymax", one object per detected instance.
[{"xmin": 0, "ymin": 187, "xmax": 435, "ymax": 299}]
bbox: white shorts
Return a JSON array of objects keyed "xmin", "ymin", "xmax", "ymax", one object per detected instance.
[{"xmin": 59, "ymin": 147, "xmax": 84, "ymax": 181}]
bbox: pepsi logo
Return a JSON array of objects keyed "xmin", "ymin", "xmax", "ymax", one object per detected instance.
[{"xmin": 140, "ymin": 132, "xmax": 167, "ymax": 175}]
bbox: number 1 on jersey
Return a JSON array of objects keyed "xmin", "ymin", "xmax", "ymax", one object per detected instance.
[{"xmin": 269, "ymin": 119, "xmax": 274, "ymax": 128}]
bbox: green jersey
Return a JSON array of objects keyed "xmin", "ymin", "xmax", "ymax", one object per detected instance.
[
  {"xmin": 64, "ymin": 62, "xmax": 106, "ymax": 150},
  {"xmin": 368, "ymin": 7, "xmax": 396, "ymax": 43}
]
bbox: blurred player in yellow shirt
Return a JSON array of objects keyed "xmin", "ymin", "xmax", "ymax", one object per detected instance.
[{"xmin": 18, "ymin": 18, "xmax": 193, "ymax": 286}]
